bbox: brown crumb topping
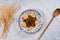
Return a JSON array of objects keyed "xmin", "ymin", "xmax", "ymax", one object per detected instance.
[{"xmin": 23, "ymin": 15, "xmax": 37, "ymax": 28}]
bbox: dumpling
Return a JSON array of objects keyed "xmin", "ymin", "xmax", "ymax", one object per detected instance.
[
  {"xmin": 29, "ymin": 13, "xmax": 36, "ymax": 17},
  {"xmin": 22, "ymin": 22, "xmax": 26, "ymax": 27},
  {"xmin": 23, "ymin": 14, "xmax": 28, "ymax": 19},
  {"xmin": 35, "ymin": 20, "xmax": 39, "ymax": 26},
  {"xmin": 29, "ymin": 26, "xmax": 34, "ymax": 30}
]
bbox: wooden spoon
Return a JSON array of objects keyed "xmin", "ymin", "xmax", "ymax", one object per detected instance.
[{"xmin": 38, "ymin": 8, "xmax": 60, "ymax": 40}]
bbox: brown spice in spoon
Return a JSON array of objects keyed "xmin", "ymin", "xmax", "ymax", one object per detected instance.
[{"xmin": 38, "ymin": 8, "xmax": 60, "ymax": 40}]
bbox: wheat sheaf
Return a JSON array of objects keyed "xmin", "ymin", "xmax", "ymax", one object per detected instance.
[{"xmin": 0, "ymin": 2, "xmax": 20, "ymax": 39}]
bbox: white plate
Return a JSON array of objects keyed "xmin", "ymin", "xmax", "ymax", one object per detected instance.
[{"xmin": 18, "ymin": 9, "xmax": 44, "ymax": 34}]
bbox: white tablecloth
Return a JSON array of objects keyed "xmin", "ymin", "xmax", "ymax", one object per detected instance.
[{"xmin": 0, "ymin": 0, "xmax": 60, "ymax": 40}]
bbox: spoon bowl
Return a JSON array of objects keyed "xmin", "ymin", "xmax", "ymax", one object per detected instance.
[{"xmin": 53, "ymin": 8, "xmax": 60, "ymax": 17}]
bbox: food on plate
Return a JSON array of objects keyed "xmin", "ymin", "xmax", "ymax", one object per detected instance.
[
  {"xmin": 22, "ymin": 22, "xmax": 26, "ymax": 27},
  {"xmin": 35, "ymin": 20, "xmax": 39, "ymax": 26},
  {"xmin": 22, "ymin": 13, "xmax": 39, "ymax": 30},
  {"xmin": 23, "ymin": 14, "xmax": 28, "ymax": 19},
  {"xmin": 29, "ymin": 13, "xmax": 36, "ymax": 17},
  {"xmin": 18, "ymin": 9, "xmax": 43, "ymax": 34}
]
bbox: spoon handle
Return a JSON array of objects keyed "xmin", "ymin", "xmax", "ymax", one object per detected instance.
[{"xmin": 38, "ymin": 17, "xmax": 54, "ymax": 40}]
